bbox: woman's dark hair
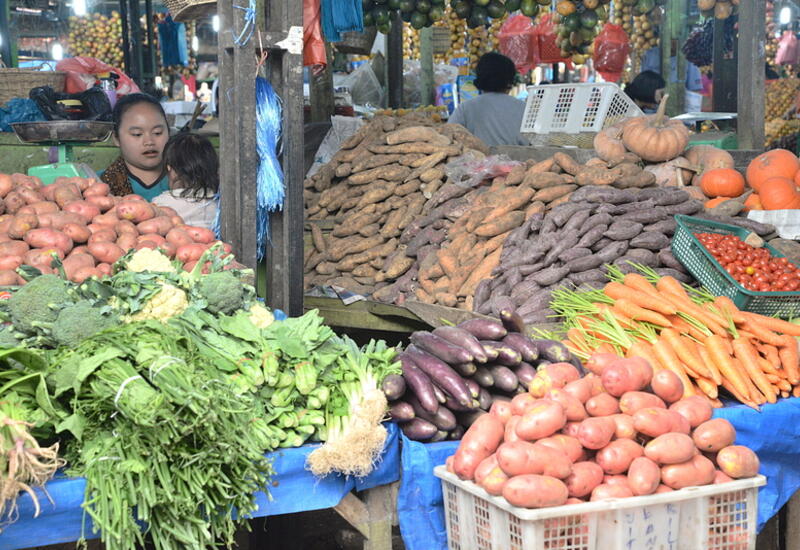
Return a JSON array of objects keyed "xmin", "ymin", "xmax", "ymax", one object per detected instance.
[
  {"xmin": 112, "ymin": 93, "xmax": 168, "ymax": 136},
  {"xmin": 625, "ymin": 70, "xmax": 666, "ymax": 104},
  {"xmin": 474, "ymin": 52, "xmax": 517, "ymax": 93},
  {"xmin": 163, "ymin": 132, "xmax": 219, "ymax": 199}
]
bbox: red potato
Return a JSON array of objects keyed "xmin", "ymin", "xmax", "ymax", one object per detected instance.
[
  {"xmin": 661, "ymin": 454, "xmax": 716, "ymax": 489},
  {"xmin": 24, "ymin": 248, "xmax": 63, "ymax": 273},
  {"xmin": 25, "ymin": 201, "xmax": 60, "ymax": 215},
  {"xmin": 0, "ymin": 255, "xmax": 22, "ymax": 271},
  {"xmin": 655, "ymin": 484, "xmax": 674, "ymax": 493},
  {"xmin": 176, "ymin": 243, "xmax": 208, "ymax": 263},
  {"xmin": 88, "ymin": 229, "xmax": 118, "ymax": 245},
  {"xmin": 24, "ymin": 228, "xmax": 73, "ymax": 253},
  {"xmin": 85, "ymin": 195, "xmax": 115, "ymax": 212},
  {"xmin": 0, "ymin": 174, "xmax": 12, "ymax": 197},
  {"xmin": 72, "ymin": 245, "xmax": 89, "ymax": 255},
  {"xmin": 63, "ymin": 201, "xmax": 101, "ymax": 221},
  {"xmin": 496, "ymin": 441, "xmax": 572, "ymax": 478},
  {"xmin": 136, "ymin": 241, "xmax": 159, "ymax": 251},
  {"xmin": 714, "ymin": 470, "xmax": 735, "ymax": 484},
  {"xmin": 83, "ymin": 182, "xmax": 110, "ymax": 197},
  {"xmin": 474, "ymin": 454, "xmax": 500, "ymax": 486},
  {"xmin": 138, "ymin": 233, "xmax": 167, "ymax": 246},
  {"xmin": 503, "ymin": 475, "xmax": 569, "ymax": 508},
  {"xmin": 585, "ymin": 374, "xmax": 605, "ymax": 397},
  {"xmin": 480, "ymin": 464, "xmax": 510, "ymax": 496},
  {"xmin": 208, "ymin": 240, "xmax": 233, "ymax": 255},
  {"xmin": 53, "ymin": 187, "xmax": 80, "ymax": 209},
  {"xmin": 564, "ymin": 461, "xmax": 604, "ymax": 498},
  {"xmin": 0, "ymin": 215, "xmax": 13, "ymax": 233},
  {"xmin": 670, "ymin": 411, "xmax": 691, "ymax": 435},
  {"xmin": 596, "ymin": 439, "xmax": 644, "ymax": 475},
  {"xmin": 511, "ymin": 393, "xmax": 539, "ymax": 416},
  {"xmin": 591, "ymin": 483, "xmax": 633, "ymax": 501},
  {"xmin": 669, "ymin": 396, "xmax": 713, "ymax": 428},
  {"xmin": 114, "ymin": 220, "xmax": 139, "ymax": 235},
  {"xmin": 584, "ymin": 352, "xmax": 619, "ymax": 375},
  {"xmin": 16, "ymin": 187, "xmax": 43, "ymax": 205},
  {"xmin": 601, "ymin": 361, "xmax": 646, "ymax": 397},
  {"xmin": 87, "ymin": 242, "xmax": 124, "ymax": 265},
  {"xmin": 0, "ymin": 233, "xmax": 10, "ymax": 243},
  {"xmin": 609, "ymin": 414, "xmax": 637, "ymax": 440},
  {"xmin": 137, "ymin": 216, "xmax": 174, "ymax": 236},
  {"xmin": 577, "ymin": 417, "xmax": 616, "ymax": 450},
  {"xmin": 182, "ymin": 260, "xmax": 205, "ymax": 273},
  {"xmin": 165, "ymin": 227, "xmax": 193, "ymax": 248},
  {"xmin": 650, "ymin": 369, "xmax": 685, "ymax": 404},
  {"xmin": 546, "ymin": 389, "xmax": 587, "ymax": 422},
  {"xmin": 117, "ymin": 201, "xmax": 156, "ymax": 223},
  {"xmin": 445, "ymin": 456, "xmax": 455, "ymax": 473},
  {"xmin": 561, "ymin": 421, "xmax": 581, "ymax": 439},
  {"xmin": 170, "ymin": 215, "xmax": 184, "ymax": 226},
  {"xmin": 515, "ymin": 400, "xmax": 567, "ymax": 441},
  {"xmin": 116, "ymin": 233, "xmax": 138, "ymax": 252},
  {"xmin": 603, "ymin": 474, "xmax": 630, "ymax": 487},
  {"xmin": 562, "ymin": 378, "xmax": 594, "ymax": 403},
  {"xmin": 0, "ymin": 269, "xmax": 18, "ymax": 286},
  {"xmin": 92, "ymin": 213, "xmax": 119, "ymax": 227},
  {"xmin": 183, "ymin": 225, "xmax": 216, "ymax": 244},
  {"xmin": 71, "ymin": 266, "xmax": 102, "ymax": 283},
  {"xmin": 627, "ymin": 457, "xmax": 661, "ymax": 496},
  {"xmin": 39, "ymin": 212, "xmax": 88, "ymax": 230},
  {"xmin": 716, "ymin": 446, "xmax": 760, "ymax": 479},
  {"xmin": 122, "ymin": 194, "xmax": 146, "ymax": 202},
  {"xmin": 0, "ymin": 240, "xmax": 29, "ymax": 257},
  {"xmin": 619, "ymin": 391, "xmax": 666, "ymax": 415},
  {"xmin": 453, "ymin": 414, "xmax": 505, "ymax": 481},
  {"xmin": 585, "ymin": 393, "xmax": 620, "ymax": 417},
  {"xmin": 63, "ymin": 253, "xmax": 96, "ymax": 277},
  {"xmin": 693, "ymin": 419, "xmax": 736, "ymax": 453},
  {"xmin": 645, "ymin": 433, "xmax": 696, "ymax": 465},
  {"xmin": 528, "ymin": 363, "xmax": 581, "ymax": 398},
  {"xmin": 4, "ymin": 191, "xmax": 26, "ymax": 214},
  {"xmin": 96, "ymin": 263, "xmax": 112, "ymax": 276},
  {"xmin": 7, "ymin": 214, "xmax": 39, "ymax": 239},
  {"xmin": 537, "ymin": 434, "xmax": 584, "ymax": 463},
  {"xmin": 62, "ymin": 223, "xmax": 92, "ymax": 244},
  {"xmin": 633, "ymin": 408, "xmax": 685, "ymax": 438},
  {"xmin": 489, "ymin": 400, "xmax": 513, "ymax": 425},
  {"xmin": 156, "ymin": 205, "xmax": 178, "ymax": 217}
]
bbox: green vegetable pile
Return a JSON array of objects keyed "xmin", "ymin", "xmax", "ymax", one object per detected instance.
[{"xmin": 0, "ymin": 248, "xmax": 400, "ymax": 549}]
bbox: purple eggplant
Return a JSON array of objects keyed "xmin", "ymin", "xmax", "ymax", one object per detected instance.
[
  {"xmin": 389, "ymin": 401, "xmax": 415, "ymax": 422},
  {"xmin": 381, "ymin": 374, "xmax": 406, "ymax": 401},
  {"xmin": 491, "ymin": 394, "xmax": 512, "ymax": 403},
  {"xmin": 430, "ymin": 430, "xmax": 450, "ymax": 443},
  {"xmin": 398, "ymin": 353, "xmax": 439, "ymax": 414},
  {"xmin": 406, "ymin": 393, "xmax": 458, "ymax": 431},
  {"xmin": 464, "ymin": 378, "xmax": 481, "ymax": 399},
  {"xmin": 449, "ymin": 425, "xmax": 465, "ymax": 440},
  {"xmin": 514, "ymin": 362, "xmax": 538, "ymax": 389},
  {"xmin": 410, "ymin": 331, "xmax": 473, "ymax": 364},
  {"xmin": 401, "ymin": 417, "xmax": 438, "ymax": 441},
  {"xmin": 444, "ymin": 392, "xmax": 480, "ymax": 412},
  {"xmin": 432, "ymin": 326, "xmax": 489, "ymax": 363},
  {"xmin": 406, "ymin": 345, "xmax": 473, "ymax": 408},
  {"xmin": 502, "ymin": 333, "xmax": 540, "ymax": 363},
  {"xmin": 478, "ymin": 388, "xmax": 493, "ymax": 411},
  {"xmin": 457, "ymin": 318, "xmax": 508, "ymax": 341},
  {"xmin": 453, "ymin": 362, "xmax": 477, "ymax": 377},
  {"xmin": 431, "ymin": 384, "xmax": 447, "ymax": 404},
  {"xmin": 480, "ymin": 341, "xmax": 522, "ymax": 366},
  {"xmin": 473, "ymin": 366, "xmax": 495, "ymax": 388},
  {"xmin": 488, "ymin": 365, "xmax": 519, "ymax": 393},
  {"xmin": 457, "ymin": 410, "xmax": 487, "ymax": 428},
  {"xmin": 531, "ymin": 339, "xmax": 572, "ymax": 363},
  {"xmin": 499, "ymin": 309, "xmax": 526, "ymax": 334}
]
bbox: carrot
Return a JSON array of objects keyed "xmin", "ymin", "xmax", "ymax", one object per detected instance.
[
  {"xmin": 732, "ymin": 337, "xmax": 777, "ymax": 404},
  {"xmin": 695, "ymin": 342, "xmax": 723, "ymax": 385},
  {"xmin": 709, "ymin": 397, "xmax": 724, "ymax": 409},
  {"xmin": 766, "ymin": 373, "xmax": 781, "ymax": 384},
  {"xmin": 705, "ymin": 334, "xmax": 750, "ymax": 399},
  {"xmin": 652, "ymin": 336, "xmax": 695, "ymax": 397},
  {"xmin": 695, "ymin": 377, "xmax": 719, "ymax": 399},
  {"xmin": 661, "ymin": 329, "xmax": 714, "ymax": 380},
  {"xmin": 655, "ymin": 276, "xmax": 692, "ymax": 302},
  {"xmin": 595, "ymin": 342, "xmax": 617, "ymax": 355},
  {"xmin": 660, "ymin": 292, "xmax": 728, "ymax": 337},
  {"xmin": 742, "ymin": 318, "xmax": 784, "ymax": 347},
  {"xmin": 734, "ymin": 357, "xmax": 768, "ymax": 405},
  {"xmin": 713, "ymin": 296, "xmax": 747, "ymax": 324},
  {"xmin": 626, "ymin": 340, "xmax": 663, "ymax": 372},
  {"xmin": 669, "ymin": 316, "xmax": 709, "ymax": 340},
  {"xmin": 781, "ymin": 390, "xmax": 790, "ymax": 399},
  {"xmin": 720, "ymin": 378, "xmax": 759, "ymax": 410},
  {"xmin": 596, "ymin": 303, "xmax": 636, "ymax": 328},
  {"xmin": 757, "ymin": 343, "xmax": 782, "ymax": 369},
  {"xmin": 613, "ymin": 299, "xmax": 673, "ymax": 327},
  {"xmin": 778, "ymin": 379, "xmax": 792, "ymax": 392},
  {"xmin": 777, "ymin": 335, "xmax": 800, "ymax": 384},
  {"xmin": 622, "ymin": 273, "xmax": 661, "ymax": 298},
  {"xmin": 743, "ymin": 313, "xmax": 800, "ymax": 337},
  {"xmin": 757, "ymin": 357, "xmax": 782, "ymax": 377},
  {"xmin": 604, "ymin": 282, "xmax": 676, "ymax": 316}
]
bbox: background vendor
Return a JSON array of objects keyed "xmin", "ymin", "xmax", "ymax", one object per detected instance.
[{"xmin": 100, "ymin": 93, "xmax": 170, "ymax": 201}]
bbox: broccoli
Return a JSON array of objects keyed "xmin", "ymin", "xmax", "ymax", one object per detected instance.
[
  {"xmin": 7, "ymin": 274, "xmax": 70, "ymax": 334},
  {"xmin": 51, "ymin": 301, "xmax": 117, "ymax": 348},
  {"xmin": 0, "ymin": 325, "xmax": 20, "ymax": 349},
  {"xmin": 197, "ymin": 271, "xmax": 245, "ymax": 315}
]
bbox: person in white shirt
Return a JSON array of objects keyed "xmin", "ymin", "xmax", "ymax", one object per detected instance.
[{"xmin": 152, "ymin": 133, "xmax": 218, "ymax": 230}]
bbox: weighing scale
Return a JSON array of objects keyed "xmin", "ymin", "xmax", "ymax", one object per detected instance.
[{"xmin": 10, "ymin": 121, "xmax": 115, "ymax": 185}]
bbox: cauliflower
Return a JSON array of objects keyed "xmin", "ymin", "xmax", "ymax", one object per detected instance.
[
  {"xmin": 248, "ymin": 303, "xmax": 274, "ymax": 329},
  {"xmin": 126, "ymin": 248, "xmax": 176, "ymax": 273},
  {"xmin": 127, "ymin": 284, "xmax": 189, "ymax": 322}
]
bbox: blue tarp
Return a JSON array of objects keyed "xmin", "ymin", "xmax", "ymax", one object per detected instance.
[
  {"xmin": 1, "ymin": 423, "xmax": 400, "ymax": 550},
  {"xmin": 396, "ymin": 398, "xmax": 800, "ymax": 550}
]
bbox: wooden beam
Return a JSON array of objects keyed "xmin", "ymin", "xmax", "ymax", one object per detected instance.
[
  {"xmin": 737, "ymin": 0, "xmax": 766, "ymax": 151},
  {"xmin": 785, "ymin": 491, "xmax": 800, "ymax": 550},
  {"xmin": 310, "ymin": 44, "xmax": 335, "ymax": 123},
  {"xmin": 363, "ymin": 484, "xmax": 394, "ymax": 550},
  {"xmin": 712, "ymin": 18, "xmax": 737, "ymax": 113},
  {"xmin": 662, "ymin": 0, "xmax": 687, "ymax": 116},
  {"xmin": 333, "ymin": 492, "xmax": 371, "ymax": 539},
  {"xmin": 387, "ymin": 13, "xmax": 403, "ymax": 109},
  {"xmin": 419, "ymin": 27, "xmax": 434, "ymax": 106}
]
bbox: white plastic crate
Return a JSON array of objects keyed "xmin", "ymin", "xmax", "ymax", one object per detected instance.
[
  {"xmin": 520, "ymin": 83, "xmax": 643, "ymax": 147},
  {"xmin": 435, "ymin": 466, "xmax": 765, "ymax": 550}
]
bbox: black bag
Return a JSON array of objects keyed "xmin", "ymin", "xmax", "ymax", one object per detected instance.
[{"xmin": 29, "ymin": 86, "xmax": 112, "ymax": 122}]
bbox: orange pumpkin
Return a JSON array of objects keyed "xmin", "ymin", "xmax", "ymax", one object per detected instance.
[
  {"xmin": 743, "ymin": 194, "xmax": 763, "ymax": 212},
  {"xmin": 759, "ymin": 177, "xmax": 800, "ymax": 210},
  {"xmin": 699, "ymin": 168, "xmax": 746, "ymax": 198},
  {"xmin": 746, "ymin": 149, "xmax": 800, "ymax": 191},
  {"xmin": 684, "ymin": 145, "xmax": 735, "ymax": 185},
  {"xmin": 794, "ymin": 169, "xmax": 800, "ymax": 188},
  {"xmin": 622, "ymin": 95, "xmax": 690, "ymax": 163},
  {"xmin": 705, "ymin": 197, "xmax": 729, "ymax": 209}
]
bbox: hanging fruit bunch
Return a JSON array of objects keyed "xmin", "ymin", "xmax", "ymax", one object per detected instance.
[
  {"xmin": 629, "ymin": 0, "xmax": 660, "ymax": 57},
  {"xmin": 553, "ymin": 0, "xmax": 612, "ymax": 65},
  {"xmin": 363, "ymin": 0, "xmax": 448, "ymax": 33},
  {"xmin": 66, "ymin": 12, "xmax": 125, "ymax": 69},
  {"xmin": 682, "ymin": 17, "xmax": 736, "ymax": 71},
  {"xmin": 403, "ymin": 21, "xmax": 421, "ymax": 59},
  {"xmin": 445, "ymin": 7, "xmax": 468, "ymax": 62},
  {"xmin": 697, "ymin": 0, "xmax": 738, "ymax": 20}
]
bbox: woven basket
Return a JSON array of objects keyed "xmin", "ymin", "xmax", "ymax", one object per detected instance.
[
  {"xmin": 164, "ymin": 0, "xmax": 216, "ymax": 22},
  {"xmin": 336, "ymin": 27, "xmax": 378, "ymax": 55},
  {"xmin": 0, "ymin": 69, "xmax": 65, "ymax": 106}
]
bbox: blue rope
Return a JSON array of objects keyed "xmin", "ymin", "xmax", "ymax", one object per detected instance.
[
  {"xmin": 320, "ymin": 0, "xmax": 364, "ymax": 43},
  {"xmin": 255, "ymin": 76, "xmax": 284, "ymax": 261},
  {"xmin": 232, "ymin": 0, "xmax": 255, "ymax": 47}
]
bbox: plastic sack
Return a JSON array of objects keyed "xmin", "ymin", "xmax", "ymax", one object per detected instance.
[
  {"xmin": 534, "ymin": 14, "xmax": 569, "ymax": 65},
  {"xmin": 0, "ymin": 98, "xmax": 45, "ymax": 132},
  {"xmin": 445, "ymin": 153, "xmax": 521, "ymax": 189},
  {"xmin": 304, "ymin": 0, "xmax": 326, "ymax": 67},
  {"xmin": 29, "ymin": 86, "xmax": 112, "ymax": 122},
  {"xmin": 56, "ymin": 57, "xmax": 139, "ymax": 96},
  {"xmin": 498, "ymin": 14, "xmax": 539, "ymax": 74},
  {"xmin": 776, "ymin": 31, "xmax": 800, "ymax": 66},
  {"xmin": 344, "ymin": 62, "xmax": 383, "ymax": 107},
  {"xmin": 594, "ymin": 24, "xmax": 629, "ymax": 82}
]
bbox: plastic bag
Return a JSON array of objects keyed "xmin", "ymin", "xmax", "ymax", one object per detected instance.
[
  {"xmin": 498, "ymin": 14, "xmax": 539, "ymax": 74},
  {"xmin": 776, "ymin": 31, "xmax": 800, "ymax": 66},
  {"xmin": 29, "ymin": 86, "xmax": 112, "ymax": 122},
  {"xmin": 344, "ymin": 62, "xmax": 383, "ymax": 107},
  {"xmin": 534, "ymin": 14, "xmax": 569, "ymax": 65},
  {"xmin": 594, "ymin": 24, "xmax": 629, "ymax": 82},
  {"xmin": 56, "ymin": 57, "xmax": 139, "ymax": 96},
  {"xmin": 0, "ymin": 98, "xmax": 45, "ymax": 132},
  {"xmin": 445, "ymin": 153, "xmax": 521, "ymax": 189},
  {"xmin": 304, "ymin": 0, "xmax": 326, "ymax": 67}
]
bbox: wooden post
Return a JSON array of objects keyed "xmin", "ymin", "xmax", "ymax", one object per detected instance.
[
  {"xmin": 420, "ymin": 27, "xmax": 434, "ymax": 107},
  {"xmin": 310, "ymin": 44, "xmax": 335, "ymax": 123},
  {"xmin": 786, "ymin": 491, "xmax": 800, "ymax": 550},
  {"xmin": 712, "ymin": 18, "xmax": 737, "ymax": 113},
  {"xmin": 662, "ymin": 0, "xmax": 687, "ymax": 116},
  {"xmin": 737, "ymin": 0, "xmax": 766, "ymax": 151},
  {"xmin": 387, "ymin": 13, "xmax": 403, "ymax": 109}
]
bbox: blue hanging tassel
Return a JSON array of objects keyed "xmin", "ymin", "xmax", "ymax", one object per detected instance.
[
  {"xmin": 255, "ymin": 76, "xmax": 284, "ymax": 261},
  {"xmin": 320, "ymin": 0, "xmax": 364, "ymax": 43}
]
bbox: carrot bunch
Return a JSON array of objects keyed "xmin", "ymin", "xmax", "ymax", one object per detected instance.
[{"xmin": 552, "ymin": 265, "xmax": 800, "ymax": 410}]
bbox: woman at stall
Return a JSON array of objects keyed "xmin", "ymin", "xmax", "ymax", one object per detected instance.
[{"xmin": 100, "ymin": 93, "xmax": 170, "ymax": 201}]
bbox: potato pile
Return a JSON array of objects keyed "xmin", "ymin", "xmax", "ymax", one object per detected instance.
[
  {"xmin": 447, "ymin": 354, "xmax": 760, "ymax": 511},
  {"xmin": 0, "ymin": 173, "xmax": 229, "ymax": 286}
]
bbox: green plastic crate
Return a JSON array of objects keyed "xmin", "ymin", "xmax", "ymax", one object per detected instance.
[{"xmin": 672, "ymin": 215, "xmax": 800, "ymax": 319}]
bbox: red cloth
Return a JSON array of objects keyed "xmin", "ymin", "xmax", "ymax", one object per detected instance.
[{"xmin": 304, "ymin": 0, "xmax": 326, "ymax": 68}]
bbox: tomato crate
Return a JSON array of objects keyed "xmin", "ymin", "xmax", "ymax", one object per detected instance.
[
  {"xmin": 435, "ymin": 466, "xmax": 765, "ymax": 550},
  {"xmin": 672, "ymin": 215, "xmax": 800, "ymax": 319}
]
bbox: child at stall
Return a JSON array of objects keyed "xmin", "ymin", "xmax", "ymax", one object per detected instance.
[{"xmin": 152, "ymin": 132, "xmax": 219, "ymax": 230}]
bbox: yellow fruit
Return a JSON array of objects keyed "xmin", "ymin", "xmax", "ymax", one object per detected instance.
[{"xmin": 556, "ymin": 0, "xmax": 577, "ymax": 16}]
